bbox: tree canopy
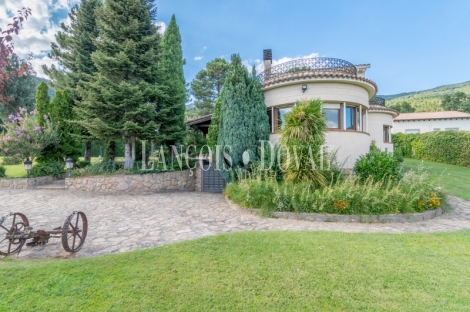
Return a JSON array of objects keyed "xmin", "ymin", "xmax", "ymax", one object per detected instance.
[
  {"xmin": 76, "ymin": 0, "xmax": 162, "ymax": 168},
  {"xmin": 190, "ymin": 58, "xmax": 229, "ymax": 116},
  {"xmin": 441, "ymin": 92, "xmax": 470, "ymax": 113}
]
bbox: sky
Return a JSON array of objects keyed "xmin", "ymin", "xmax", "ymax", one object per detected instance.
[{"xmin": 2, "ymin": 0, "xmax": 470, "ymax": 95}]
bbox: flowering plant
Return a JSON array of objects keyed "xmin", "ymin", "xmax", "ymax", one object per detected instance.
[{"xmin": 0, "ymin": 108, "xmax": 59, "ymax": 161}]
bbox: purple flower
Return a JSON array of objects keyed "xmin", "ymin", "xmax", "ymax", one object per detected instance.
[
  {"xmin": 19, "ymin": 107, "xmax": 25, "ymax": 112},
  {"xmin": 8, "ymin": 114, "xmax": 14, "ymax": 119},
  {"xmin": 14, "ymin": 153, "xmax": 20, "ymax": 157},
  {"xmin": 2, "ymin": 136, "xmax": 11, "ymax": 142},
  {"xmin": 3, "ymin": 148, "xmax": 8, "ymax": 153},
  {"xmin": 27, "ymin": 135, "xmax": 30, "ymax": 140},
  {"xmin": 43, "ymin": 115, "xmax": 48, "ymax": 119},
  {"xmin": 34, "ymin": 126, "xmax": 41, "ymax": 131},
  {"xmin": 30, "ymin": 110, "xmax": 37, "ymax": 115},
  {"xmin": 18, "ymin": 133, "xmax": 24, "ymax": 138}
]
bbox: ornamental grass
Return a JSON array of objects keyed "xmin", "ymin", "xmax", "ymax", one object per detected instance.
[{"xmin": 226, "ymin": 167, "xmax": 446, "ymax": 215}]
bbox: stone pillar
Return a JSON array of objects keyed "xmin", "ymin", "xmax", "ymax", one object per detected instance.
[{"xmin": 194, "ymin": 160, "xmax": 203, "ymax": 192}]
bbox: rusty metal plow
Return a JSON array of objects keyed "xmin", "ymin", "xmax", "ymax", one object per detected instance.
[{"xmin": 0, "ymin": 211, "xmax": 88, "ymax": 256}]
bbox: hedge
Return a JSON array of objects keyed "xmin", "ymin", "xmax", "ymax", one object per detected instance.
[{"xmin": 393, "ymin": 131, "xmax": 470, "ymax": 167}]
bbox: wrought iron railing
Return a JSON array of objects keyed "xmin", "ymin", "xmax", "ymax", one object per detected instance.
[
  {"xmin": 258, "ymin": 57, "xmax": 357, "ymax": 83},
  {"xmin": 369, "ymin": 96, "xmax": 386, "ymax": 106}
]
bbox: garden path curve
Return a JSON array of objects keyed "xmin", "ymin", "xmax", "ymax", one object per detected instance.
[{"xmin": 0, "ymin": 189, "xmax": 469, "ymax": 259}]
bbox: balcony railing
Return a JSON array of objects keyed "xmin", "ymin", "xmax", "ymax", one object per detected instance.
[
  {"xmin": 258, "ymin": 57, "xmax": 358, "ymax": 83},
  {"xmin": 369, "ymin": 96, "xmax": 386, "ymax": 106}
]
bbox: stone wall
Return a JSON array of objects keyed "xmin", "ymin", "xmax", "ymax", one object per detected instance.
[
  {"xmin": 0, "ymin": 176, "xmax": 56, "ymax": 189},
  {"xmin": 65, "ymin": 170, "xmax": 196, "ymax": 193}
]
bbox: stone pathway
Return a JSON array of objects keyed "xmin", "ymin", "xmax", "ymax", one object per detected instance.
[{"xmin": 0, "ymin": 189, "xmax": 469, "ymax": 259}]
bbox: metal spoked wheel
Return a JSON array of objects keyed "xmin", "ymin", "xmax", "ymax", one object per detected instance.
[
  {"xmin": 61, "ymin": 211, "xmax": 88, "ymax": 252},
  {"xmin": 0, "ymin": 213, "xmax": 29, "ymax": 256}
]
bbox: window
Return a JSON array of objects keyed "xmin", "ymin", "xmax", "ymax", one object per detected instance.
[
  {"xmin": 324, "ymin": 109, "xmax": 340, "ymax": 128},
  {"xmin": 345, "ymin": 106, "xmax": 356, "ymax": 130},
  {"xmin": 383, "ymin": 126, "xmax": 391, "ymax": 143},
  {"xmin": 405, "ymin": 129, "xmax": 420, "ymax": 134},
  {"xmin": 433, "ymin": 128, "xmax": 440, "ymax": 131},
  {"xmin": 267, "ymin": 108, "xmax": 273, "ymax": 133},
  {"xmin": 276, "ymin": 107, "xmax": 292, "ymax": 131},
  {"xmin": 445, "ymin": 128, "xmax": 459, "ymax": 131}
]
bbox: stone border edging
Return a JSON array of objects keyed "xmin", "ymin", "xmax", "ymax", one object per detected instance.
[{"xmin": 225, "ymin": 196, "xmax": 442, "ymax": 223}]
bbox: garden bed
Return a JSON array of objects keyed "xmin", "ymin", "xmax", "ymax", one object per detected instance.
[{"xmin": 226, "ymin": 196, "xmax": 443, "ymax": 223}]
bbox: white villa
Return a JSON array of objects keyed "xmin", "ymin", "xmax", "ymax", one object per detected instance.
[
  {"xmin": 393, "ymin": 111, "xmax": 470, "ymax": 134},
  {"xmin": 188, "ymin": 49, "xmax": 399, "ymax": 168}
]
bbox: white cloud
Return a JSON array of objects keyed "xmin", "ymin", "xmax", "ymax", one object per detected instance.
[
  {"xmin": 155, "ymin": 21, "xmax": 166, "ymax": 35},
  {"xmin": 0, "ymin": 0, "xmax": 75, "ymax": 78},
  {"xmin": 194, "ymin": 56, "xmax": 203, "ymax": 61},
  {"xmin": 243, "ymin": 52, "xmax": 320, "ymax": 74}
]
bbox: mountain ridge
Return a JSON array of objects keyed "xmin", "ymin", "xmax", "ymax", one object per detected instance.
[{"xmin": 378, "ymin": 80, "xmax": 470, "ymax": 112}]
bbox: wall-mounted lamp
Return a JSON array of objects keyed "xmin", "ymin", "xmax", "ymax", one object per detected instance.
[{"xmin": 302, "ymin": 85, "xmax": 307, "ymax": 93}]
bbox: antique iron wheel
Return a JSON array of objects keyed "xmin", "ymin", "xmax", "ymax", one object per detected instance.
[
  {"xmin": 61, "ymin": 211, "xmax": 88, "ymax": 252},
  {"xmin": 0, "ymin": 212, "xmax": 29, "ymax": 256}
]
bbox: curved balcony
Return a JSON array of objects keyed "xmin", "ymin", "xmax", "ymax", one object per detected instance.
[
  {"xmin": 258, "ymin": 57, "xmax": 357, "ymax": 83},
  {"xmin": 258, "ymin": 57, "xmax": 378, "ymax": 95},
  {"xmin": 369, "ymin": 96, "xmax": 386, "ymax": 106}
]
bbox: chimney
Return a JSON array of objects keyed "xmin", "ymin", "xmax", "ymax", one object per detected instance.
[{"xmin": 263, "ymin": 49, "xmax": 272, "ymax": 70}]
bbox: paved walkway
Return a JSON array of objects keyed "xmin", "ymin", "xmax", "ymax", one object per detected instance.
[{"xmin": 0, "ymin": 189, "xmax": 469, "ymax": 259}]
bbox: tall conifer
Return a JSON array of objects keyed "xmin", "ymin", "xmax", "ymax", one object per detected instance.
[
  {"xmin": 217, "ymin": 54, "xmax": 270, "ymax": 179},
  {"xmin": 156, "ymin": 15, "xmax": 186, "ymax": 149},
  {"xmin": 77, "ymin": 0, "xmax": 162, "ymax": 168},
  {"xmin": 35, "ymin": 82, "xmax": 51, "ymax": 126},
  {"xmin": 43, "ymin": 0, "xmax": 102, "ymax": 161}
]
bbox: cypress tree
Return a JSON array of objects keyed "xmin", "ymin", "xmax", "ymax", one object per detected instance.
[
  {"xmin": 217, "ymin": 54, "xmax": 270, "ymax": 178},
  {"xmin": 35, "ymin": 82, "xmax": 51, "ymax": 126},
  {"xmin": 38, "ymin": 90, "xmax": 82, "ymax": 162},
  {"xmin": 207, "ymin": 97, "xmax": 222, "ymax": 147},
  {"xmin": 43, "ymin": 0, "xmax": 102, "ymax": 161},
  {"xmin": 77, "ymin": 0, "xmax": 162, "ymax": 168},
  {"xmin": 156, "ymin": 15, "xmax": 186, "ymax": 149}
]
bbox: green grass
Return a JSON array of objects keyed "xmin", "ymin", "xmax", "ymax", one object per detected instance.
[
  {"xmin": 3, "ymin": 163, "xmax": 26, "ymax": 178},
  {"xmin": 1, "ymin": 231, "xmax": 470, "ymax": 311},
  {"xmin": 403, "ymin": 158, "xmax": 470, "ymax": 201}
]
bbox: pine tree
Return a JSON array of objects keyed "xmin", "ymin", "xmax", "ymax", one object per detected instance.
[
  {"xmin": 42, "ymin": 0, "xmax": 102, "ymax": 161},
  {"xmin": 77, "ymin": 0, "xmax": 162, "ymax": 168},
  {"xmin": 217, "ymin": 54, "xmax": 270, "ymax": 179},
  {"xmin": 156, "ymin": 15, "xmax": 186, "ymax": 149},
  {"xmin": 191, "ymin": 58, "xmax": 229, "ymax": 115},
  {"xmin": 35, "ymin": 82, "xmax": 51, "ymax": 126}
]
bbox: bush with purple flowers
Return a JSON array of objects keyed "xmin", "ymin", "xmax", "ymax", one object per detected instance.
[{"xmin": 0, "ymin": 108, "xmax": 59, "ymax": 161}]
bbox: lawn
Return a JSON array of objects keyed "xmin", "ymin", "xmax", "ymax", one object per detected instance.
[
  {"xmin": 1, "ymin": 231, "xmax": 469, "ymax": 311},
  {"xmin": 403, "ymin": 158, "xmax": 470, "ymax": 201},
  {"xmin": 3, "ymin": 163, "xmax": 26, "ymax": 178}
]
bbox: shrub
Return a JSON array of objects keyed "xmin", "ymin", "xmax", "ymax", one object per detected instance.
[
  {"xmin": 412, "ymin": 131, "xmax": 470, "ymax": 167},
  {"xmin": 393, "ymin": 147, "xmax": 404, "ymax": 163},
  {"xmin": 392, "ymin": 132, "xmax": 418, "ymax": 158},
  {"xmin": 30, "ymin": 161, "xmax": 65, "ymax": 178},
  {"xmin": 1, "ymin": 156, "xmax": 23, "ymax": 165},
  {"xmin": 0, "ymin": 165, "xmax": 6, "ymax": 178},
  {"xmin": 72, "ymin": 159, "xmax": 120, "ymax": 177},
  {"xmin": 354, "ymin": 149, "xmax": 402, "ymax": 183},
  {"xmin": 225, "ymin": 168, "xmax": 445, "ymax": 215},
  {"xmin": 75, "ymin": 160, "xmax": 91, "ymax": 169}
]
